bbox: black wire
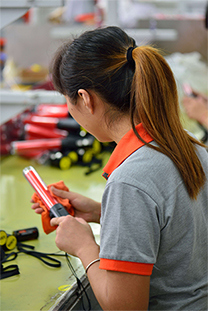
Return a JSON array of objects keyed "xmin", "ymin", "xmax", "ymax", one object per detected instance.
[
  {"xmin": 1, "ymin": 252, "xmax": 18, "ymax": 263},
  {"xmin": 65, "ymin": 253, "xmax": 91, "ymax": 311},
  {"xmin": 2, "ymin": 245, "xmax": 91, "ymax": 310}
]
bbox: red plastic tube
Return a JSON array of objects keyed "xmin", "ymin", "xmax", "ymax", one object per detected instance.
[
  {"xmin": 36, "ymin": 103, "xmax": 68, "ymax": 113},
  {"xmin": 17, "ymin": 150, "xmax": 46, "ymax": 159},
  {"xmin": 34, "ymin": 104, "xmax": 69, "ymax": 118},
  {"xmin": 11, "ymin": 135, "xmax": 86, "ymax": 154},
  {"xmin": 24, "ymin": 124, "xmax": 68, "ymax": 139},
  {"xmin": 23, "ymin": 166, "xmax": 69, "ymax": 218},
  {"xmin": 23, "ymin": 115, "xmax": 80, "ymax": 132},
  {"xmin": 0, "ymin": 143, "xmax": 11, "ymax": 155},
  {"xmin": 23, "ymin": 166, "xmax": 57, "ymax": 210},
  {"xmin": 23, "ymin": 116, "xmax": 59, "ymax": 128},
  {"xmin": 11, "ymin": 138, "xmax": 62, "ymax": 154},
  {"xmin": 32, "ymin": 111, "xmax": 69, "ymax": 118}
]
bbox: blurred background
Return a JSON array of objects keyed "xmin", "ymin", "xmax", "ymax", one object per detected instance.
[{"xmin": 0, "ymin": 3, "xmax": 207, "ymax": 309}]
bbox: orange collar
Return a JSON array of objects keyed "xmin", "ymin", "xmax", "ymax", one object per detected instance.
[{"xmin": 102, "ymin": 123, "xmax": 153, "ymax": 180}]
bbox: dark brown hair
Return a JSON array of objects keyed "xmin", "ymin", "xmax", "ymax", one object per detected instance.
[{"xmin": 51, "ymin": 26, "xmax": 206, "ymax": 199}]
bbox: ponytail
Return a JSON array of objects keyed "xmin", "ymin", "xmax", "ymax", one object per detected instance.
[{"xmin": 130, "ymin": 46, "xmax": 206, "ymax": 200}]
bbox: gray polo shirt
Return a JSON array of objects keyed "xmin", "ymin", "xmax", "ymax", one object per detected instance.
[{"xmin": 100, "ymin": 143, "xmax": 208, "ymax": 310}]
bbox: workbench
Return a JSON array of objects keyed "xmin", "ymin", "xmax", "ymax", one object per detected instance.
[{"xmin": 0, "ymin": 155, "xmax": 106, "ymax": 310}]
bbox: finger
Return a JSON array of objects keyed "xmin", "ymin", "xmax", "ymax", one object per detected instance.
[
  {"xmin": 198, "ymin": 95, "xmax": 208, "ymax": 105},
  {"xmin": 50, "ymin": 215, "xmax": 70, "ymax": 227},
  {"xmin": 51, "ymin": 186, "xmax": 71, "ymax": 198},
  {"xmin": 31, "ymin": 202, "xmax": 40, "ymax": 209},
  {"xmin": 30, "ymin": 199, "xmax": 39, "ymax": 204},
  {"xmin": 51, "ymin": 186, "xmax": 78, "ymax": 201},
  {"xmin": 35, "ymin": 207, "xmax": 44, "ymax": 214},
  {"xmin": 183, "ymin": 97, "xmax": 191, "ymax": 105},
  {"xmin": 191, "ymin": 89, "xmax": 199, "ymax": 97}
]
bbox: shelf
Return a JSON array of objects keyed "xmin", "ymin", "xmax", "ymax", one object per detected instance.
[
  {"xmin": 133, "ymin": 0, "xmax": 206, "ymax": 3},
  {"xmin": 0, "ymin": 0, "xmax": 66, "ymax": 29},
  {"xmin": 152, "ymin": 13, "xmax": 204, "ymax": 20},
  {"xmin": 50, "ymin": 26, "xmax": 178, "ymax": 42},
  {"xmin": 0, "ymin": 89, "xmax": 65, "ymax": 105},
  {"xmin": 50, "ymin": 25, "xmax": 95, "ymax": 39},
  {"xmin": 0, "ymin": 90, "xmax": 65, "ymax": 124},
  {"xmin": 0, "ymin": 0, "xmax": 66, "ymax": 8},
  {"xmin": 125, "ymin": 28, "xmax": 178, "ymax": 43}
]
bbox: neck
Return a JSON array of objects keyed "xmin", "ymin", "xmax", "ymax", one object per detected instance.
[{"xmin": 108, "ymin": 115, "xmax": 133, "ymax": 144}]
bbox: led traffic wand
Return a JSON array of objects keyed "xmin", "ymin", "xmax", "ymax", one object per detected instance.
[{"xmin": 23, "ymin": 166, "xmax": 69, "ymax": 218}]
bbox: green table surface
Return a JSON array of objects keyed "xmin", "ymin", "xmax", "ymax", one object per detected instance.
[{"xmin": 0, "ymin": 155, "xmax": 107, "ymax": 311}]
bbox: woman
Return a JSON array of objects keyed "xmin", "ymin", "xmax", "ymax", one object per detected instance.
[{"xmin": 32, "ymin": 27, "xmax": 208, "ymax": 310}]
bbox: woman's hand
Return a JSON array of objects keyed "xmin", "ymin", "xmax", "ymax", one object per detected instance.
[
  {"xmin": 50, "ymin": 215, "xmax": 97, "ymax": 257},
  {"xmin": 183, "ymin": 92, "xmax": 208, "ymax": 129},
  {"xmin": 31, "ymin": 186, "xmax": 101, "ymax": 223}
]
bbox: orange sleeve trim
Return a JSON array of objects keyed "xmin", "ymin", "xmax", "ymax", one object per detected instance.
[{"xmin": 99, "ymin": 258, "xmax": 154, "ymax": 276}]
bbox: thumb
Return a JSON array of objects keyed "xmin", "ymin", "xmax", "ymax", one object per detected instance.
[
  {"xmin": 51, "ymin": 186, "xmax": 79, "ymax": 202},
  {"xmin": 50, "ymin": 215, "xmax": 69, "ymax": 227},
  {"xmin": 51, "ymin": 186, "xmax": 70, "ymax": 199}
]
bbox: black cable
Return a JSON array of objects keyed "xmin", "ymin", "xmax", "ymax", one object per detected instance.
[
  {"xmin": 0, "ymin": 263, "xmax": 20, "ymax": 279},
  {"xmin": 1, "ymin": 243, "xmax": 92, "ymax": 310},
  {"xmin": 65, "ymin": 253, "xmax": 91, "ymax": 311}
]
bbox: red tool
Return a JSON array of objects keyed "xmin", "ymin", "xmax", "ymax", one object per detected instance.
[
  {"xmin": 23, "ymin": 166, "xmax": 69, "ymax": 217},
  {"xmin": 11, "ymin": 135, "xmax": 94, "ymax": 154},
  {"xmin": 12, "ymin": 138, "xmax": 63, "ymax": 153},
  {"xmin": 23, "ymin": 115, "xmax": 80, "ymax": 132},
  {"xmin": 24, "ymin": 124, "xmax": 68, "ymax": 139}
]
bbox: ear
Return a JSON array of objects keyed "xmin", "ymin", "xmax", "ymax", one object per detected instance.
[{"xmin": 78, "ymin": 89, "xmax": 94, "ymax": 114}]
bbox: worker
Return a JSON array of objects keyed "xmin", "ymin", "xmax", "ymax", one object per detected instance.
[{"xmin": 32, "ymin": 26, "xmax": 208, "ymax": 310}]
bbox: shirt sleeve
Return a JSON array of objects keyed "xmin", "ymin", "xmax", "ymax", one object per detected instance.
[{"xmin": 99, "ymin": 180, "xmax": 161, "ymax": 275}]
